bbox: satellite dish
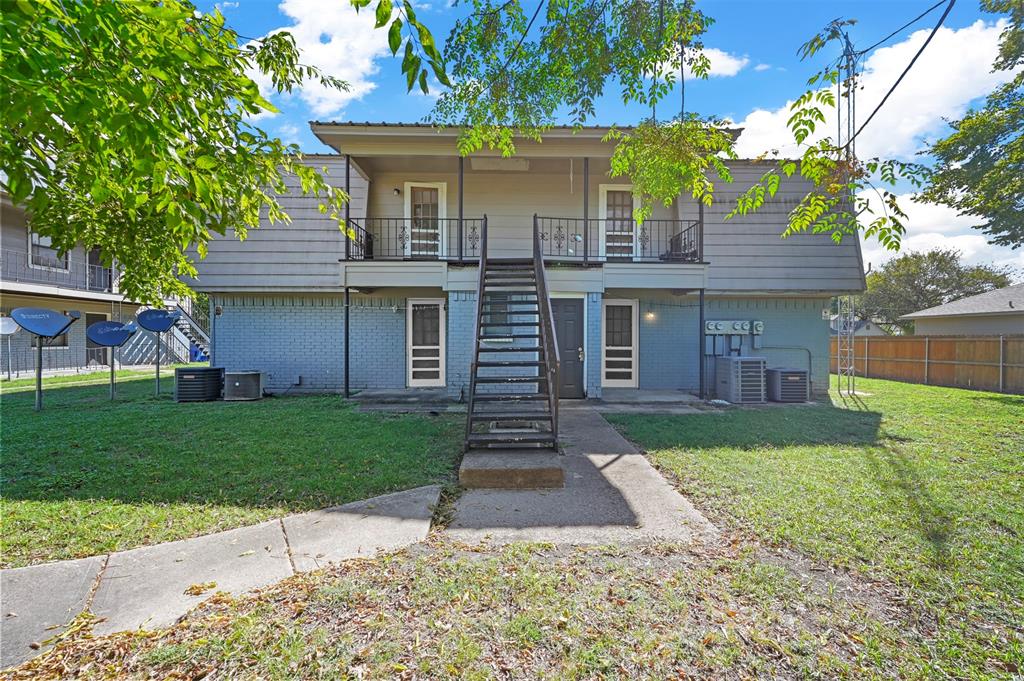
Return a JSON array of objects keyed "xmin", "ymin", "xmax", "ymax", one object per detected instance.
[
  {"xmin": 11, "ymin": 308, "xmax": 81, "ymax": 338},
  {"xmin": 87, "ymin": 321, "xmax": 138, "ymax": 348},
  {"xmin": 11, "ymin": 308, "xmax": 82, "ymax": 411},
  {"xmin": 0, "ymin": 317, "xmax": 18, "ymax": 335},
  {"xmin": 136, "ymin": 308, "xmax": 181, "ymax": 333}
]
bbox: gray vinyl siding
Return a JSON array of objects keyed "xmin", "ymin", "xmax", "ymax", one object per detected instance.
[
  {"xmin": 680, "ymin": 161, "xmax": 865, "ymax": 293},
  {"xmin": 912, "ymin": 314, "xmax": 1024, "ymax": 336},
  {"xmin": 188, "ymin": 157, "xmax": 368, "ymax": 292}
]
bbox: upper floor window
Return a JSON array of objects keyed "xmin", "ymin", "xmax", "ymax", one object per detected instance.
[{"xmin": 29, "ymin": 232, "xmax": 69, "ymax": 270}]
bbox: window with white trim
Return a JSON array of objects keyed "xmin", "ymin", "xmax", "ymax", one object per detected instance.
[{"xmin": 29, "ymin": 232, "xmax": 69, "ymax": 270}]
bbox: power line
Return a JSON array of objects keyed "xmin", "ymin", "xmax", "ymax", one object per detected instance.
[
  {"xmin": 849, "ymin": 0, "xmax": 955, "ymax": 145},
  {"xmin": 855, "ymin": 0, "xmax": 948, "ymax": 56}
]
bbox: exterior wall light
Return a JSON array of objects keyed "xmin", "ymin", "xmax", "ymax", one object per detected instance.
[
  {"xmin": 645, "ymin": 311, "xmax": 656, "ymax": 321},
  {"xmin": 392, "ymin": 187, "xmax": 401, "ymax": 196}
]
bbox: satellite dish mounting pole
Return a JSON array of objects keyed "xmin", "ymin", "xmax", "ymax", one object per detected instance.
[
  {"xmin": 155, "ymin": 330, "xmax": 161, "ymax": 396},
  {"xmin": 35, "ymin": 340, "xmax": 43, "ymax": 411},
  {"xmin": 6, "ymin": 335, "xmax": 11, "ymax": 382},
  {"xmin": 111, "ymin": 347, "xmax": 116, "ymax": 400}
]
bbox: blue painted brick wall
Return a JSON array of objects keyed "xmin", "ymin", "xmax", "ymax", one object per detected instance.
[
  {"xmin": 211, "ymin": 295, "xmax": 405, "ymax": 392},
  {"xmin": 586, "ymin": 293, "xmax": 602, "ymax": 398},
  {"xmin": 634, "ymin": 295, "xmax": 831, "ymax": 395}
]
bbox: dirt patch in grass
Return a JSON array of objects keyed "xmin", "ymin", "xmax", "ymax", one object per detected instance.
[{"xmin": 4, "ymin": 537, "xmax": 961, "ymax": 680}]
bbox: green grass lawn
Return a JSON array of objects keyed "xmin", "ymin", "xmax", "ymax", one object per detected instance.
[
  {"xmin": 1, "ymin": 372, "xmax": 461, "ymax": 568},
  {"xmin": 608, "ymin": 378, "xmax": 1024, "ymax": 678}
]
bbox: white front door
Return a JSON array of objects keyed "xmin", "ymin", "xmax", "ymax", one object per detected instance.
[
  {"xmin": 407, "ymin": 298, "xmax": 446, "ymax": 387},
  {"xmin": 601, "ymin": 299, "xmax": 638, "ymax": 388},
  {"xmin": 403, "ymin": 182, "xmax": 447, "ymax": 258},
  {"xmin": 599, "ymin": 185, "xmax": 636, "ymax": 260}
]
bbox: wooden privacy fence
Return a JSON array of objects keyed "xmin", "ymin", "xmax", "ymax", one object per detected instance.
[{"xmin": 829, "ymin": 335, "xmax": 1024, "ymax": 394}]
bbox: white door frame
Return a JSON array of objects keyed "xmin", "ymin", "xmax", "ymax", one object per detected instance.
[
  {"xmin": 406, "ymin": 298, "xmax": 446, "ymax": 387},
  {"xmin": 403, "ymin": 182, "xmax": 447, "ymax": 258},
  {"xmin": 597, "ymin": 184, "xmax": 637, "ymax": 260},
  {"xmin": 601, "ymin": 298, "xmax": 639, "ymax": 388}
]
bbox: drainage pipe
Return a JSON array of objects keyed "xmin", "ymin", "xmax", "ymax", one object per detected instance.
[{"xmin": 759, "ymin": 345, "xmax": 814, "ymax": 393}]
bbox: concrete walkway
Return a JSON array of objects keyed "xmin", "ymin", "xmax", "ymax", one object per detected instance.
[
  {"xmin": 0, "ymin": 485, "xmax": 440, "ymax": 669},
  {"xmin": 447, "ymin": 407, "xmax": 717, "ymax": 545}
]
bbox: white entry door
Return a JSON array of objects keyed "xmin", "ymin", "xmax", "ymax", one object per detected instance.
[
  {"xmin": 404, "ymin": 182, "xmax": 447, "ymax": 258},
  {"xmin": 601, "ymin": 299, "xmax": 638, "ymax": 387},
  {"xmin": 599, "ymin": 185, "xmax": 636, "ymax": 260},
  {"xmin": 407, "ymin": 298, "xmax": 446, "ymax": 387}
]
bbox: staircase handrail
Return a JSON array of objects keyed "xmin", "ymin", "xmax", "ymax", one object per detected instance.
[
  {"xmin": 533, "ymin": 214, "xmax": 560, "ymax": 440},
  {"xmin": 464, "ymin": 215, "xmax": 488, "ymax": 449},
  {"xmin": 174, "ymin": 303, "xmax": 210, "ymax": 346}
]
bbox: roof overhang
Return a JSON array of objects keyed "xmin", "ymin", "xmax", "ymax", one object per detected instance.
[{"xmin": 900, "ymin": 309, "xmax": 1024, "ymax": 321}]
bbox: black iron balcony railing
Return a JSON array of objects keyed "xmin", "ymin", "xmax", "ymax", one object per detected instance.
[
  {"xmin": 346, "ymin": 217, "xmax": 485, "ymax": 262},
  {"xmin": 1, "ymin": 248, "xmax": 119, "ymax": 292},
  {"xmin": 535, "ymin": 217, "xmax": 703, "ymax": 263}
]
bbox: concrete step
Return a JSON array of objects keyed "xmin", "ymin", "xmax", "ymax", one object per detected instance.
[{"xmin": 459, "ymin": 450, "xmax": 564, "ymax": 489}]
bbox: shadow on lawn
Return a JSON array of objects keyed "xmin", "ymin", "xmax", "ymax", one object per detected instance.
[{"xmin": 1, "ymin": 377, "xmax": 462, "ymax": 513}]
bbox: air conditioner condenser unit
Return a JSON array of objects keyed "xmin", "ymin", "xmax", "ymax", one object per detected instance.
[
  {"xmin": 715, "ymin": 356, "xmax": 766, "ymax": 404},
  {"xmin": 766, "ymin": 368, "xmax": 809, "ymax": 402},
  {"xmin": 224, "ymin": 371, "xmax": 264, "ymax": 400}
]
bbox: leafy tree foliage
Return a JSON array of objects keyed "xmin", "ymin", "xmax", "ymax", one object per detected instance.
[
  {"xmin": 0, "ymin": 0, "xmax": 353, "ymax": 304},
  {"xmin": 426, "ymin": 3, "xmax": 923, "ymax": 247},
  {"xmin": 857, "ymin": 249, "xmax": 1014, "ymax": 333},
  {"xmin": 921, "ymin": 0, "xmax": 1023, "ymax": 249}
]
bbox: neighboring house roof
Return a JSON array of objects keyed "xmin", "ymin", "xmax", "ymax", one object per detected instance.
[{"xmin": 900, "ymin": 283, "xmax": 1024, "ymax": 320}]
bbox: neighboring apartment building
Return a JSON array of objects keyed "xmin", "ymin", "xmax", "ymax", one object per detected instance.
[
  {"xmin": 0, "ymin": 194, "xmax": 206, "ymax": 375},
  {"xmin": 901, "ymin": 283, "xmax": 1024, "ymax": 335},
  {"xmin": 192, "ymin": 123, "xmax": 865, "ymax": 422}
]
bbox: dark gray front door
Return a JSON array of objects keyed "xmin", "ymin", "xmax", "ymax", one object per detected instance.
[{"xmin": 551, "ymin": 298, "xmax": 585, "ymax": 398}]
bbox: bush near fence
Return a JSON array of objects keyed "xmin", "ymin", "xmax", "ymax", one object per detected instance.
[{"xmin": 830, "ymin": 335, "xmax": 1024, "ymax": 394}]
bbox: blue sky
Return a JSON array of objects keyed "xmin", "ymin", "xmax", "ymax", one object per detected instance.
[{"xmin": 202, "ymin": 0, "xmax": 1020, "ymax": 274}]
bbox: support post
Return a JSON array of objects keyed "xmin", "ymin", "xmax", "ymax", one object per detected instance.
[
  {"xmin": 155, "ymin": 331, "xmax": 161, "ymax": 396},
  {"xmin": 999, "ymin": 335, "xmax": 1005, "ymax": 393},
  {"xmin": 582, "ymin": 157, "xmax": 589, "ymax": 264},
  {"xmin": 864, "ymin": 336, "xmax": 869, "ymax": 378},
  {"xmin": 6, "ymin": 335, "xmax": 11, "ymax": 382},
  {"xmin": 344, "ymin": 154, "xmax": 351, "ymax": 261},
  {"xmin": 110, "ymin": 350, "xmax": 116, "ymax": 401},
  {"xmin": 344, "ymin": 153, "xmax": 351, "ymax": 399},
  {"xmin": 697, "ymin": 200, "xmax": 704, "ymax": 262},
  {"xmin": 923, "ymin": 336, "xmax": 929, "ymax": 385},
  {"xmin": 344, "ymin": 285, "xmax": 350, "ymax": 398},
  {"xmin": 458, "ymin": 156, "xmax": 464, "ymax": 262},
  {"xmin": 35, "ymin": 341, "xmax": 42, "ymax": 411},
  {"xmin": 698, "ymin": 289, "xmax": 706, "ymax": 399}
]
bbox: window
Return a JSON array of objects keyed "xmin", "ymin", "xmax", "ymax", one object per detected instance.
[
  {"xmin": 30, "ymin": 310, "xmax": 70, "ymax": 348},
  {"xmin": 29, "ymin": 232, "xmax": 69, "ymax": 270}
]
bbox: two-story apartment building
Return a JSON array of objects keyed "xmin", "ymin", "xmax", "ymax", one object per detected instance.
[
  {"xmin": 0, "ymin": 193, "xmax": 205, "ymax": 375},
  {"xmin": 194, "ymin": 123, "xmax": 864, "ymax": 445}
]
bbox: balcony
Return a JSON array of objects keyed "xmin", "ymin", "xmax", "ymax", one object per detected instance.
[
  {"xmin": 536, "ymin": 217, "xmax": 703, "ymax": 263},
  {"xmin": 346, "ymin": 217, "xmax": 485, "ymax": 262},
  {"xmin": 1, "ymin": 248, "xmax": 119, "ymax": 294},
  {"xmin": 344, "ymin": 217, "xmax": 703, "ymax": 265}
]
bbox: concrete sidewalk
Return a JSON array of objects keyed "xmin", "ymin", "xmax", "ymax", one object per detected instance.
[
  {"xmin": 1, "ymin": 485, "xmax": 440, "ymax": 669},
  {"xmin": 447, "ymin": 407, "xmax": 717, "ymax": 545}
]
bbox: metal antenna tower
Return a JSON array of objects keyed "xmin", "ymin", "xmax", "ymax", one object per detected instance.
[{"xmin": 834, "ymin": 31, "xmax": 859, "ymax": 395}]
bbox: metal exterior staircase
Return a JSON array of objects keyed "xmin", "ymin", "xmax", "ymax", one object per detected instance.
[
  {"xmin": 174, "ymin": 304, "xmax": 210, "ymax": 360},
  {"xmin": 464, "ymin": 217, "xmax": 560, "ymax": 450}
]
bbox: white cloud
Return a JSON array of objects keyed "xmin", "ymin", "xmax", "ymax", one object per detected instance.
[
  {"xmin": 278, "ymin": 123, "xmax": 301, "ymax": 144},
  {"xmin": 857, "ymin": 190, "xmax": 1024, "ymax": 277},
  {"xmin": 733, "ymin": 19, "xmax": 1015, "ymax": 159},
  {"xmin": 753, "ymin": 63, "xmax": 772, "ymax": 72},
  {"xmin": 247, "ymin": 0, "xmax": 391, "ymax": 119},
  {"xmin": 696, "ymin": 48, "xmax": 750, "ymax": 77}
]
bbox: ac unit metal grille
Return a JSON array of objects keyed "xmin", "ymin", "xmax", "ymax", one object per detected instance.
[
  {"xmin": 715, "ymin": 357, "xmax": 766, "ymax": 403},
  {"xmin": 224, "ymin": 371, "xmax": 264, "ymax": 401},
  {"xmin": 766, "ymin": 368, "xmax": 809, "ymax": 402}
]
